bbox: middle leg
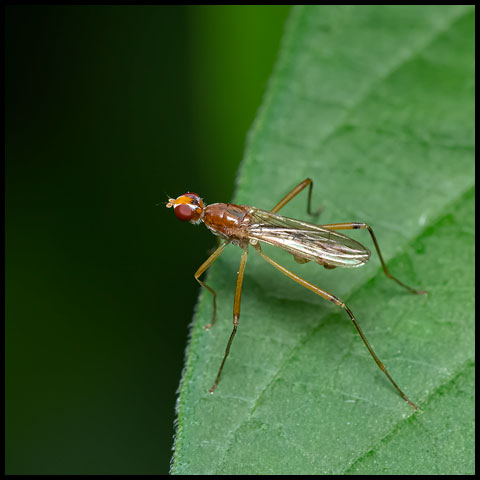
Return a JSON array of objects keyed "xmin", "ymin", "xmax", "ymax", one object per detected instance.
[
  {"xmin": 320, "ymin": 222, "xmax": 426, "ymax": 295},
  {"xmin": 209, "ymin": 247, "xmax": 249, "ymax": 393}
]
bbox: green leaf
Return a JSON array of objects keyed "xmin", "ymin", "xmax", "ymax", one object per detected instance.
[{"xmin": 171, "ymin": 5, "xmax": 474, "ymax": 475}]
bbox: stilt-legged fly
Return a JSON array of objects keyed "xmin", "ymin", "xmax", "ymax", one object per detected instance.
[{"xmin": 166, "ymin": 179, "xmax": 426, "ymax": 410}]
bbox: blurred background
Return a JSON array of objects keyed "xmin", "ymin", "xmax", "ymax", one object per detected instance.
[{"xmin": 5, "ymin": 5, "xmax": 290, "ymax": 474}]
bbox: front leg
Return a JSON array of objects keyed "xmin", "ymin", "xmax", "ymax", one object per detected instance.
[{"xmin": 194, "ymin": 242, "xmax": 227, "ymax": 329}]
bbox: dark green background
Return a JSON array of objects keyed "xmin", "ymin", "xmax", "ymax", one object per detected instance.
[{"xmin": 5, "ymin": 6, "xmax": 290, "ymax": 474}]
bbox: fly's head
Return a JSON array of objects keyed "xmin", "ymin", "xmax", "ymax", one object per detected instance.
[{"xmin": 166, "ymin": 192, "xmax": 205, "ymax": 224}]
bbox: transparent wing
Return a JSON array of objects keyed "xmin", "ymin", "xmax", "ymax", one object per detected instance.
[{"xmin": 247, "ymin": 207, "xmax": 370, "ymax": 268}]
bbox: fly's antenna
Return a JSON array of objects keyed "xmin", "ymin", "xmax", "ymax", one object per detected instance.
[{"xmin": 155, "ymin": 192, "xmax": 172, "ymax": 207}]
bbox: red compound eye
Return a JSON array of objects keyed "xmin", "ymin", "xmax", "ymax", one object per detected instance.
[{"xmin": 174, "ymin": 203, "xmax": 194, "ymax": 222}]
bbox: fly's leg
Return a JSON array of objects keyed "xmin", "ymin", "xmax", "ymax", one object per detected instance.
[
  {"xmin": 271, "ymin": 178, "xmax": 323, "ymax": 217},
  {"xmin": 195, "ymin": 242, "xmax": 227, "ymax": 330},
  {"xmin": 253, "ymin": 243, "xmax": 419, "ymax": 410},
  {"xmin": 320, "ymin": 223, "xmax": 426, "ymax": 295},
  {"xmin": 209, "ymin": 247, "xmax": 249, "ymax": 393}
]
